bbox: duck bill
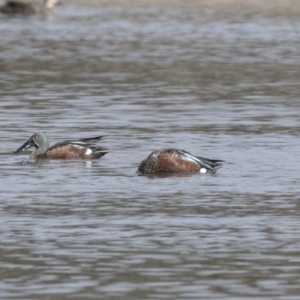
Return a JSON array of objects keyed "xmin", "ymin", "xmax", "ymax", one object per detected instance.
[{"xmin": 14, "ymin": 138, "xmax": 34, "ymax": 153}]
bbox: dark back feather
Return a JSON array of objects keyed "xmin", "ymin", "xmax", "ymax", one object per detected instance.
[
  {"xmin": 78, "ymin": 136, "xmax": 106, "ymax": 143},
  {"xmin": 48, "ymin": 136, "xmax": 106, "ymax": 151}
]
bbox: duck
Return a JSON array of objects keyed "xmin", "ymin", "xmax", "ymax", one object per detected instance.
[
  {"xmin": 138, "ymin": 148, "xmax": 224, "ymax": 174},
  {"xmin": 14, "ymin": 133, "xmax": 111, "ymax": 159},
  {"xmin": 0, "ymin": 0, "xmax": 59, "ymax": 14}
]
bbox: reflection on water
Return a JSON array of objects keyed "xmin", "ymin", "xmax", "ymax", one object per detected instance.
[{"xmin": 1, "ymin": 2, "xmax": 300, "ymax": 299}]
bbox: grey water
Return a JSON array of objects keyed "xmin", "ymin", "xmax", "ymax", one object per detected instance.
[{"xmin": 0, "ymin": 2, "xmax": 300, "ymax": 299}]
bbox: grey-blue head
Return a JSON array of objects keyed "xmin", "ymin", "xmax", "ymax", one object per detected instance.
[{"xmin": 15, "ymin": 133, "xmax": 50, "ymax": 158}]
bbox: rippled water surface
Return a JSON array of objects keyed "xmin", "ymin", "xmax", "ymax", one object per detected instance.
[{"xmin": 1, "ymin": 3, "xmax": 300, "ymax": 299}]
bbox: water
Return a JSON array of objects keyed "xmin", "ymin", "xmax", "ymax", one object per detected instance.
[{"xmin": 1, "ymin": 2, "xmax": 300, "ymax": 299}]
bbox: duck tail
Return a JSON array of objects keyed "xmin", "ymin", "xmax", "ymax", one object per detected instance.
[{"xmin": 196, "ymin": 156, "xmax": 225, "ymax": 173}]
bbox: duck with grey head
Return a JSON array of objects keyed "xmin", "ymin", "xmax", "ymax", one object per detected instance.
[{"xmin": 14, "ymin": 133, "xmax": 111, "ymax": 160}]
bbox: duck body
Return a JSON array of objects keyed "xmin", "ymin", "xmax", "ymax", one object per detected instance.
[
  {"xmin": 138, "ymin": 149, "xmax": 224, "ymax": 175},
  {"xmin": 0, "ymin": 0, "xmax": 59, "ymax": 14},
  {"xmin": 0, "ymin": 1, "xmax": 37, "ymax": 13},
  {"xmin": 14, "ymin": 133, "xmax": 110, "ymax": 159}
]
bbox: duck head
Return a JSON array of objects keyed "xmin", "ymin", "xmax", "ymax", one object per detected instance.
[{"xmin": 15, "ymin": 133, "xmax": 49, "ymax": 157}]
